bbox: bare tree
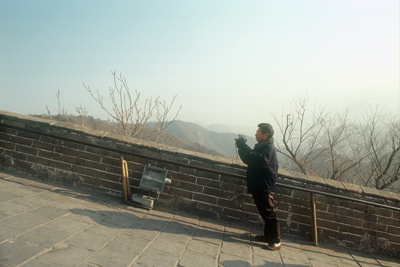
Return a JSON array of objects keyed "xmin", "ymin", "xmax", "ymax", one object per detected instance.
[
  {"xmin": 76, "ymin": 105, "xmax": 89, "ymax": 126},
  {"xmin": 272, "ymin": 92, "xmax": 328, "ymax": 174},
  {"xmin": 83, "ymin": 71, "xmax": 156, "ymax": 137},
  {"xmin": 45, "ymin": 89, "xmax": 69, "ymax": 122},
  {"xmin": 357, "ymin": 106, "xmax": 400, "ymax": 191},
  {"xmin": 83, "ymin": 71, "xmax": 182, "ymax": 142},
  {"xmin": 153, "ymin": 95, "xmax": 182, "ymax": 144},
  {"xmin": 273, "ymin": 95, "xmax": 399, "ymax": 192}
]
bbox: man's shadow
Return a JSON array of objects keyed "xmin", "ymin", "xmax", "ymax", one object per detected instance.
[{"xmin": 69, "ymin": 207, "xmax": 253, "ymax": 246}]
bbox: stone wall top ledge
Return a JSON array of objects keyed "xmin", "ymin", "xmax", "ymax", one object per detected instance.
[
  {"xmin": 193, "ymin": 152, "xmax": 213, "ymax": 162},
  {"xmin": 52, "ymin": 121, "xmax": 88, "ymax": 133},
  {"xmin": 385, "ymin": 191, "xmax": 400, "ymax": 202},
  {"xmin": 159, "ymin": 145, "xmax": 180, "ymax": 154},
  {"xmin": 176, "ymin": 148, "xmax": 196, "ymax": 157},
  {"xmin": 323, "ymin": 178, "xmax": 346, "ymax": 190},
  {"xmin": 343, "ymin": 182, "xmax": 362, "ymax": 195},
  {"xmin": 1, "ymin": 110, "xmax": 54, "ymax": 126},
  {"xmin": 85, "ymin": 128, "xmax": 109, "ymax": 138},
  {"xmin": 306, "ymin": 175, "xmax": 326, "ymax": 186},
  {"xmin": 215, "ymin": 156, "xmax": 236, "ymax": 166},
  {"xmin": 103, "ymin": 132, "xmax": 125, "ymax": 142},
  {"xmin": 277, "ymin": 176, "xmax": 306, "ymax": 187},
  {"xmin": 361, "ymin": 186, "xmax": 400, "ymax": 203},
  {"xmin": 279, "ymin": 169, "xmax": 307, "ymax": 182}
]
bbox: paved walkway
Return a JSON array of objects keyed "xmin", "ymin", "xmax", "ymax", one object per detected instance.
[{"xmin": 0, "ymin": 171, "xmax": 399, "ymax": 267}]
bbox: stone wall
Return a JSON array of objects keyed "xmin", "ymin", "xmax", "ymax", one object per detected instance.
[{"xmin": 0, "ymin": 110, "xmax": 399, "ymax": 257}]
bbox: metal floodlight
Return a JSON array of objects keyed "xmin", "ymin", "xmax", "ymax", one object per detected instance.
[{"xmin": 139, "ymin": 165, "xmax": 168, "ymax": 193}]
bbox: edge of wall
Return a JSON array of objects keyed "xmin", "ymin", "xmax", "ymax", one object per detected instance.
[{"xmin": 1, "ymin": 110, "xmax": 399, "ymax": 206}]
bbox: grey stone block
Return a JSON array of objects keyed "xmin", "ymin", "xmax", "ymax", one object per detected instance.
[
  {"xmin": 18, "ymin": 226, "xmax": 70, "ymax": 248},
  {"xmin": 162, "ymin": 221, "xmax": 196, "ymax": 236},
  {"xmin": 45, "ymin": 217, "xmax": 90, "ymax": 234},
  {"xmin": 87, "ymin": 246, "xmax": 138, "ymax": 267},
  {"xmin": 20, "ymin": 258, "xmax": 63, "ymax": 267},
  {"xmin": 136, "ymin": 249, "xmax": 179, "ymax": 267},
  {"xmin": 172, "ymin": 213, "xmax": 200, "ymax": 225},
  {"xmin": 0, "ymin": 192, "xmax": 20, "ymax": 203},
  {"xmin": 156, "ymin": 232, "xmax": 191, "ymax": 244},
  {"xmin": 324, "ymin": 178, "xmax": 345, "ymax": 190},
  {"xmin": 0, "ymin": 173, "xmax": 14, "ymax": 179},
  {"xmin": 220, "ymin": 241, "xmax": 251, "ymax": 259},
  {"xmin": 2, "ymin": 212, "xmax": 50, "ymax": 230},
  {"xmin": 6, "ymin": 186, "xmax": 42, "ymax": 197},
  {"xmin": 134, "ymin": 215, "xmax": 170, "ymax": 230},
  {"xmin": 65, "ymin": 230, "xmax": 111, "ymax": 251},
  {"xmin": 50, "ymin": 199, "xmax": 90, "ymax": 210},
  {"xmin": 99, "ymin": 211, "xmax": 139, "ymax": 228},
  {"xmin": 252, "ymin": 248, "xmax": 283, "ymax": 265},
  {"xmin": 107, "ymin": 234, "xmax": 152, "ymax": 254},
  {"xmin": 37, "ymin": 245, "xmax": 93, "ymax": 267},
  {"xmin": 66, "ymin": 208, "xmax": 107, "ymax": 224},
  {"xmin": 220, "ymin": 253, "xmax": 254, "ymax": 267},
  {"xmin": 0, "ymin": 222, "xmax": 26, "ymax": 242},
  {"xmin": 179, "ymin": 250, "xmax": 217, "ymax": 267},
  {"xmin": 148, "ymin": 208, "xmax": 175, "ymax": 219},
  {"xmin": 306, "ymin": 175, "xmax": 326, "ymax": 186},
  {"xmin": 30, "ymin": 205, "xmax": 70, "ymax": 219},
  {"xmin": 343, "ymin": 183, "xmax": 362, "ymax": 194},
  {"xmin": 199, "ymin": 219, "xmax": 225, "ymax": 231},
  {"xmin": 0, "ymin": 201, "xmax": 31, "ymax": 216},
  {"xmin": 85, "ymin": 223, "xmax": 125, "ymax": 238},
  {"xmin": 361, "ymin": 186, "xmax": 385, "ymax": 199},
  {"xmin": 124, "ymin": 224, "xmax": 160, "ymax": 242},
  {"xmin": 12, "ymin": 195, "xmax": 51, "ymax": 208},
  {"xmin": 0, "ymin": 239, "xmax": 43, "ymax": 266},
  {"xmin": 186, "ymin": 239, "xmax": 220, "ymax": 257},
  {"xmin": 280, "ymin": 246, "xmax": 310, "ymax": 266},
  {"xmin": 193, "ymin": 228, "xmax": 224, "ymax": 245},
  {"xmin": 147, "ymin": 238, "xmax": 187, "ymax": 257}
]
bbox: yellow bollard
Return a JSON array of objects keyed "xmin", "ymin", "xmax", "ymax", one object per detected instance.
[{"xmin": 120, "ymin": 155, "xmax": 131, "ymax": 203}]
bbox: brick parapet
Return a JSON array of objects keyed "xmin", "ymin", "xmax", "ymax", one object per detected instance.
[{"xmin": 0, "ymin": 110, "xmax": 399, "ymax": 257}]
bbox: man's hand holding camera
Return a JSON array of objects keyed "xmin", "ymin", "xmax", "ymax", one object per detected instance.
[{"xmin": 235, "ymin": 134, "xmax": 247, "ymax": 149}]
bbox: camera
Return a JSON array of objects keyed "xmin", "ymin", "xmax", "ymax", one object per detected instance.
[{"xmin": 236, "ymin": 134, "xmax": 246, "ymax": 143}]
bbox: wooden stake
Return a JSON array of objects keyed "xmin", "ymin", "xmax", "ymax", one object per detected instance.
[{"xmin": 311, "ymin": 193, "xmax": 318, "ymax": 246}]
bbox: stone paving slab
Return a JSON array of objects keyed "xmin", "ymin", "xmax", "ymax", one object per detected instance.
[{"xmin": 0, "ymin": 170, "xmax": 399, "ymax": 267}]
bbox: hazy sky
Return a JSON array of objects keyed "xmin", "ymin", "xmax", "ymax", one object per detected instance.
[{"xmin": 1, "ymin": 0, "xmax": 399, "ymax": 132}]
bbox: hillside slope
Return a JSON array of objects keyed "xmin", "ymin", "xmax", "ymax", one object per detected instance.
[
  {"xmin": 31, "ymin": 115, "xmax": 225, "ymax": 157},
  {"xmin": 151, "ymin": 120, "xmax": 256, "ymax": 158}
]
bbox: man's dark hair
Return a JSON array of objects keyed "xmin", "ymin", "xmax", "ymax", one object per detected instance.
[{"xmin": 258, "ymin": 123, "xmax": 274, "ymax": 139}]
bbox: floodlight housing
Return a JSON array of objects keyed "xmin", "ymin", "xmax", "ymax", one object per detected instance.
[{"xmin": 139, "ymin": 165, "xmax": 168, "ymax": 193}]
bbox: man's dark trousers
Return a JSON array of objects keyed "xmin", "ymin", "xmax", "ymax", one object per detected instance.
[{"xmin": 252, "ymin": 192, "xmax": 281, "ymax": 243}]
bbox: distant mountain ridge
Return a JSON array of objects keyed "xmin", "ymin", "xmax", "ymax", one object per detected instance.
[
  {"xmin": 31, "ymin": 114, "xmax": 225, "ymax": 157},
  {"xmin": 34, "ymin": 114, "xmax": 258, "ymax": 159},
  {"xmin": 150, "ymin": 120, "xmax": 256, "ymax": 158},
  {"xmin": 206, "ymin": 123, "xmax": 236, "ymax": 134}
]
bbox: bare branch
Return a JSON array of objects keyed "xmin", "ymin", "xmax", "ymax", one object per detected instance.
[
  {"xmin": 45, "ymin": 104, "xmax": 52, "ymax": 119},
  {"xmin": 153, "ymin": 95, "xmax": 182, "ymax": 144},
  {"xmin": 83, "ymin": 72, "xmax": 182, "ymax": 142},
  {"xmin": 76, "ymin": 105, "xmax": 89, "ymax": 126},
  {"xmin": 45, "ymin": 90, "xmax": 69, "ymax": 122}
]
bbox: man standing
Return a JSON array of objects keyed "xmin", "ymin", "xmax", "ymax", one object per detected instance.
[{"xmin": 235, "ymin": 123, "xmax": 281, "ymax": 251}]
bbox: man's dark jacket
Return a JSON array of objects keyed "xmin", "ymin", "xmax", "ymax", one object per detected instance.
[{"xmin": 237, "ymin": 139, "xmax": 279, "ymax": 194}]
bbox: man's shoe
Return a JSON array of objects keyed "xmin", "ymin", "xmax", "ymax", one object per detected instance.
[
  {"xmin": 253, "ymin": 235, "xmax": 270, "ymax": 243},
  {"xmin": 265, "ymin": 242, "xmax": 281, "ymax": 251}
]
